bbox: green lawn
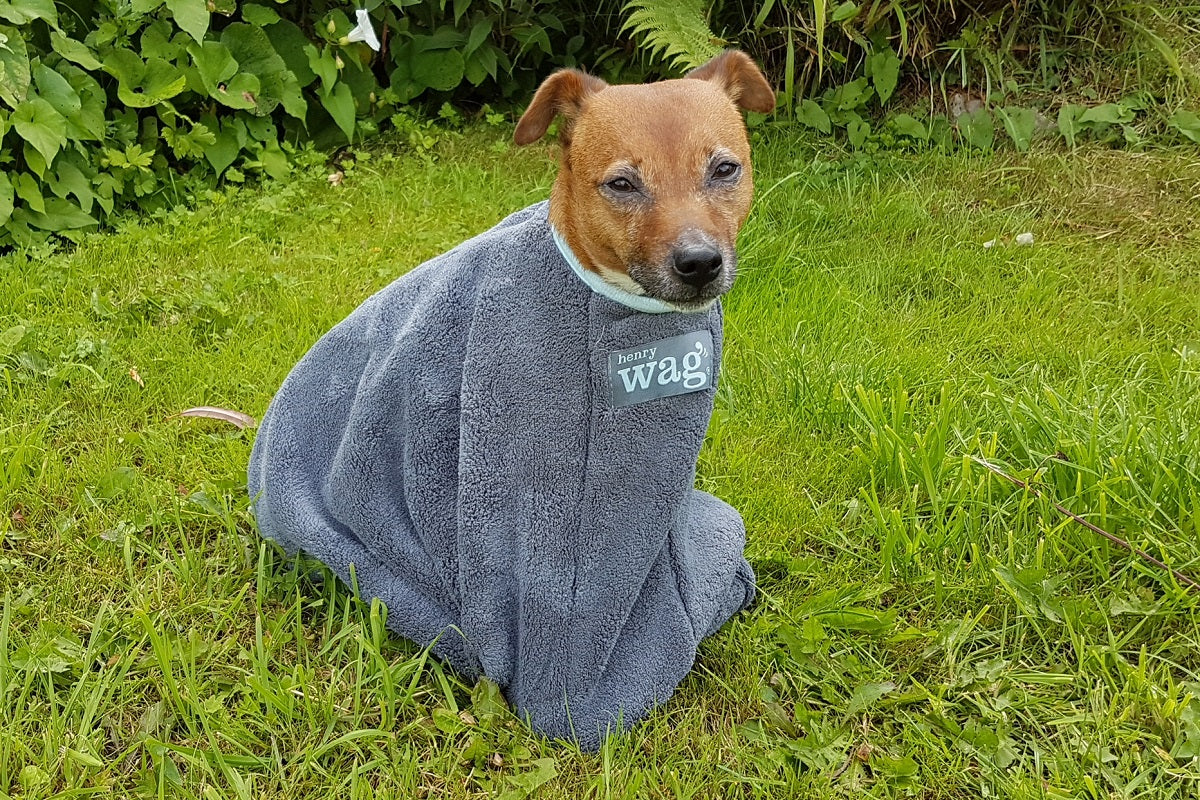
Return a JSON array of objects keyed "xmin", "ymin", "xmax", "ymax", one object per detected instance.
[{"xmin": 3, "ymin": 127, "xmax": 1200, "ymax": 798}]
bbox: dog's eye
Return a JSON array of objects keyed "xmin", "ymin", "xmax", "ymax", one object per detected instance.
[
  {"xmin": 605, "ymin": 177, "xmax": 637, "ymax": 193},
  {"xmin": 712, "ymin": 161, "xmax": 740, "ymax": 180}
]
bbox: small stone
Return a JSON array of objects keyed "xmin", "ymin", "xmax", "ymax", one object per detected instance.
[
  {"xmin": 983, "ymin": 239, "xmax": 997, "ymax": 249},
  {"xmin": 1016, "ymin": 232, "xmax": 1035, "ymax": 246}
]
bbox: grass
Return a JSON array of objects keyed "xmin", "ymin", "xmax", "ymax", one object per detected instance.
[{"xmin": 2, "ymin": 125, "xmax": 1200, "ymax": 798}]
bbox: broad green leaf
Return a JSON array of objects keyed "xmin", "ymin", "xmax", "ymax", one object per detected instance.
[
  {"xmin": 48, "ymin": 159, "xmax": 93, "ymax": 212},
  {"xmin": 1109, "ymin": 593, "xmax": 1158, "ymax": 616},
  {"xmin": 14, "ymin": 171, "xmax": 44, "ymax": 213},
  {"xmin": 846, "ymin": 681, "xmax": 895, "ymax": 715},
  {"xmin": 221, "ymin": 21, "xmax": 284, "ymax": 76},
  {"xmin": 130, "ymin": 59, "xmax": 187, "ymax": 107},
  {"xmin": 202, "ymin": 120, "xmax": 240, "ymax": 174},
  {"xmin": 188, "ymin": 40, "xmax": 238, "ymax": 96},
  {"xmin": 465, "ymin": 17, "xmax": 492, "ymax": 55},
  {"xmin": 1079, "ymin": 102, "xmax": 1133, "ymax": 126},
  {"xmin": 993, "ymin": 565, "xmax": 1064, "ymax": 623},
  {"xmin": 891, "ymin": 113, "xmax": 927, "ymax": 139},
  {"xmin": 431, "ymin": 707, "xmax": 466, "ymax": 734},
  {"xmin": 209, "ymin": 72, "xmax": 262, "ymax": 110},
  {"xmin": 0, "ymin": 24, "xmax": 29, "ymax": 108},
  {"xmin": 470, "ymin": 677, "xmax": 508, "ymax": 723},
  {"xmin": 0, "ymin": 171, "xmax": 12, "ymax": 225},
  {"xmin": 59, "ymin": 63, "xmax": 105, "ymax": 140},
  {"xmin": 846, "ymin": 114, "xmax": 870, "ymax": 148},
  {"xmin": 32, "ymin": 63, "xmax": 80, "ymax": 118},
  {"xmin": 93, "ymin": 173, "xmax": 117, "ymax": 214},
  {"xmin": 21, "ymin": 197, "xmax": 97, "ymax": 231},
  {"xmin": 241, "ymin": 3, "xmax": 279, "ymax": 25},
  {"xmin": 0, "ymin": 322, "xmax": 25, "ymax": 354},
  {"xmin": 476, "ymin": 44, "xmax": 499, "ymax": 81},
  {"xmin": 266, "ymin": 20, "xmax": 315, "ymax": 86},
  {"xmin": 257, "ymin": 139, "xmax": 289, "ymax": 180},
  {"xmin": 832, "ymin": 76, "xmax": 871, "ymax": 111},
  {"xmin": 241, "ymin": 113, "xmax": 274, "ymax": 142},
  {"xmin": 778, "ymin": 617, "xmax": 826, "ymax": 659},
  {"xmin": 463, "ymin": 51, "xmax": 487, "ymax": 87},
  {"xmin": 1057, "ymin": 103, "xmax": 1085, "ymax": 148},
  {"xmin": 0, "ymin": 0, "xmax": 56, "ymax": 27},
  {"xmin": 830, "ymin": 1, "xmax": 858, "ymax": 23},
  {"xmin": 140, "ymin": 19, "xmax": 187, "ymax": 61},
  {"xmin": 157, "ymin": 753, "xmax": 183, "ymax": 787},
  {"xmin": 304, "ymin": 43, "xmax": 336, "ymax": 90},
  {"xmin": 12, "ymin": 97, "xmax": 66, "ymax": 164},
  {"xmin": 50, "ymin": 31, "xmax": 101, "ymax": 70},
  {"xmin": 320, "ymin": 82, "xmax": 355, "ymax": 142},
  {"xmin": 131, "ymin": 0, "xmax": 163, "ymax": 13},
  {"xmin": 957, "ymin": 108, "xmax": 994, "ymax": 150},
  {"xmin": 11, "ymin": 634, "xmax": 84, "ymax": 672},
  {"xmin": 104, "ymin": 49, "xmax": 186, "ymax": 108},
  {"xmin": 66, "ymin": 749, "xmax": 104, "ymax": 769},
  {"xmin": 866, "ymin": 48, "xmax": 901, "ymax": 105},
  {"xmin": 1168, "ymin": 109, "xmax": 1200, "ymax": 144},
  {"xmin": 222, "ymin": 23, "xmax": 289, "ymax": 115},
  {"xmin": 997, "ymin": 106, "xmax": 1036, "ymax": 152},
  {"xmin": 388, "ymin": 54, "xmax": 419, "ymax": 105},
  {"xmin": 498, "ymin": 758, "xmax": 557, "ymax": 798},
  {"xmin": 410, "ymin": 47, "xmax": 464, "ymax": 93},
  {"xmin": 337, "ymin": 59, "xmax": 376, "ymax": 108},
  {"xmin": 871, "ymin": 752, "xmax": 918, "ymax": 783},
  {"xmin": 797, "ymin": 99, "xmax": 831, "ymax": 134},
  {"xmin": 165, "ymin": 0, "xmax": 208, "ymax": 43},
  {"xmin": 278, "ymin": 69, "xmax": 306, "ymax": 120},
  {"xmin": 23, "ymin": 141, "xmax": 47, "ymax": 177},
  {"xmin": 928, "ymin": 114, "xmax": 953, "ymax": 148},
  {"xmin": 818, "ymin": 606, "xmax": 896, "ymax": 633}
]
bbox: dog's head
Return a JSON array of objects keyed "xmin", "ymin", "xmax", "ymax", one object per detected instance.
[{"xmin": 515, "ymin": 51, "xmax": 775, "ymax": 308}]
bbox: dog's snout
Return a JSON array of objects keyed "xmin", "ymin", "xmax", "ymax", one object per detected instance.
[{"xmin": 672, "ymin": 245, "xmax": 723, "ymax": 287}]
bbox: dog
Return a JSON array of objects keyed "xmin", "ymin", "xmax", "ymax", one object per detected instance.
[
  {"xmin": 249, "ymin": 51, "xmax": 775, "ymax": 747},
  {"xmin": 514, "ymin": 50, "xmax": 775, "ymax": 307}
]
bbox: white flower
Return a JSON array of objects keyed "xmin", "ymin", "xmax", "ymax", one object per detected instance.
[{"xmin": 347, "ymin": 8, "xmax": 381, "ymax": 52}]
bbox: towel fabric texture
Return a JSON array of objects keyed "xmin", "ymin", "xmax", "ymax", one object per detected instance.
[{"xmin": 247, "ymin": 201, "xmax": 754, "ymax": 748}]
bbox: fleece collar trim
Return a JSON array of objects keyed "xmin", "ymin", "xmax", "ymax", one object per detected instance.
[{"xmin": 551, "ymin": 226, "xmax": 715, "ymax": 315}]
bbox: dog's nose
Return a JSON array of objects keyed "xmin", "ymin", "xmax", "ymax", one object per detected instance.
[{"xmin": 672, "ymin": 245, "xmax": 723, "ymax": 288}]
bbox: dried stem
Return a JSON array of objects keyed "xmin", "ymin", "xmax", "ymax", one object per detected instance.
[{"xmin": 970, "ymin": 456, "xmax": 1200, "ymax": 593}]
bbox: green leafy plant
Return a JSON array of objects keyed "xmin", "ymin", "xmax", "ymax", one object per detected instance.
[
  {"xmin": 0, "ymin": 0, "xmax": 633, "ymax": 250},
  {"xmin": 620, "ymin": 0, "xmax": 1200, "ymax": 153}
]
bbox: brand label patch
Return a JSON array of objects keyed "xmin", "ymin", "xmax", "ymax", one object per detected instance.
[{"xmin": 608, "ymin": 331, "xmax": 714, "ymax": 407}]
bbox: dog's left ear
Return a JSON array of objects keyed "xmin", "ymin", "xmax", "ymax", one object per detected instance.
[
  {"xmin": 687, "ymin": 50, "xmax": 776, "ymax": 114},
  {"xmin": 514, "ymin": 69, "xmax": 608, "ymax": 146}
]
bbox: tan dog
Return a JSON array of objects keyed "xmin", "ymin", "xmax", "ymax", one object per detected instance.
[{"xmin": 514, "ymin": 51, "xmax": 775, "ymax": 309}]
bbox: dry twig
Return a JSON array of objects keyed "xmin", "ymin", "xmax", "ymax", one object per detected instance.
[{"xmin": 970, "ymin": 456, "xmax": 1200, "ymax": 593}]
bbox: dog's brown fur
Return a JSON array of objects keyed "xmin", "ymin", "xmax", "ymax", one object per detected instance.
[{"xmin": 515, "ymin": 51, "xmax": 775, "ymax": 307}]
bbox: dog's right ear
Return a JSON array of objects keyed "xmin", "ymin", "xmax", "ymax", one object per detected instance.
[{"xmin": 514, "ymin": 69, "xmax": 608, "ymax": 146}]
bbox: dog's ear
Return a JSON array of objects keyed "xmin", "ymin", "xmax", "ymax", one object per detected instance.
[
  {"xmin": 687, "ymin": 50, "xmax": 776, "ymax": 114},
  {"xmin": 514, "ymin": 69, "xmax": 608, "ymax": 146}
]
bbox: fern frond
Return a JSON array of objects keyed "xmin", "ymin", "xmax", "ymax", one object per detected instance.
[{"xmin": 621, "ymin": 0, "xmax": 726, "ymax": 73}]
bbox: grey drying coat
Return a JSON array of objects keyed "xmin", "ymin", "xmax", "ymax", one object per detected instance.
[{"xmin": 248, "ymin": 202, "xmax": 754, "ymax": 748}]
